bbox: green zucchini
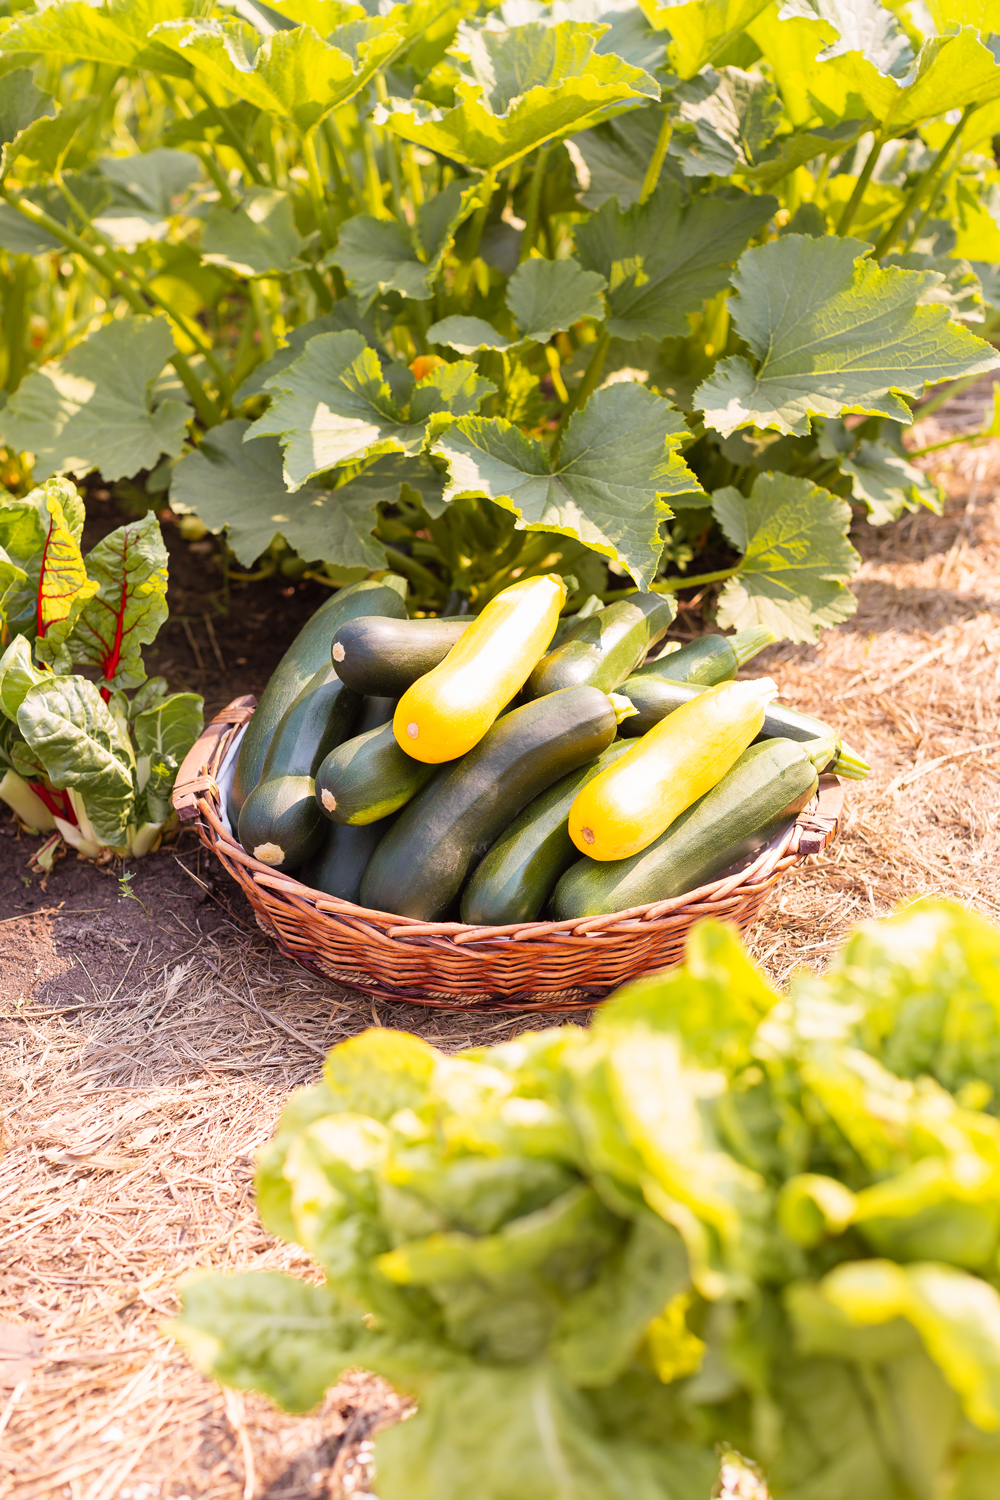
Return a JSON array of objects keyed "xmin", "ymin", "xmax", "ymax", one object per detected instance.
[
  {"xmin": 617, "ymin": 674, "xmax": 869, "ymax": 778},
  {"xmin": 633, "ymin": 626, "xmax": 774, "ymax": 686},
  {"xmin": 360, "ymin": 685, "xmax": 620, "ymax": 921},
  {"xmin": 231, "ymin": 575, "xmax": 407, "ymax": 821},
  {"xmin": 552, "ymin": 738, "xmax": 822, "ymax": 919},
  {"xmin": 549, "ymin": 593, "xmax": 603, "ymax": 648},
  {"xmin": 238, "ymin": 666, "xmax": 362, "ymax": 870},
  {"xmin": 526, "ymin": 592, "xmax": 675, "ymax": 698},
  {"xmin": 315, "ymin": 719, "xmax": 436, "ymax": 826},
  {"xmin": 331, "ymin": 616, "xmax": 474, "ymax": 697},
  {"xmin": 354, "ymin": 695, "xmax": 397, "ymax": 735},
  {"xmin": 300, "ymin": 816, "xmax": 393, "ymax": 902},
  {"xmin": 461, "ymin": 741, "xmax": 632, "ymax": 927}
]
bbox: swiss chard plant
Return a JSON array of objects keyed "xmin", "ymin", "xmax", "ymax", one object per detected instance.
[
  {"xmin": 0, "ymin": 477, "xmax": 203, "ymax": 856},
  {"xmin": 0, "ymin": 0, "xmax": 998, "ymax": 641},
  {"xmin": 173, "ymin": 899, "xmax": 1000, "ymax": 1500}
]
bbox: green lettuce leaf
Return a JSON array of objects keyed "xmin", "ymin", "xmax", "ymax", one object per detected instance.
[
  {"xmin": 694, "ymin": 234, "xmax": 1000, "ymax": 438},
  {"xmin": 17, "ymin": 674, "xmax": 135, "ymax": 846},
  {"xmin": 375, "ymin": 20, "xmax": 660, "ymax": 173},
  {"xmin": 434, "ymin": 383, "xmax": 703, "ymax": 589},
  {"xmin": 200, "ymin": 187, "xmax": 304, "ymax": 277},
  {"xmin": 574, "ymin": 180, "xmax": 776, "ymax": 342},
  {"xmin": 68, "ymin": 512, "xmax": 169, "ymax": 691},
  {"xmin": 711, "ymin": 472, "xmax": 859, "ymax": 642},
  {"xmin": 0, "ymin": 317, "xmax": 191, "ymax": 482},
  {"xmin": 636, "ymin": 0, "xmax": 773, "ymax": 78},
  {"xmin": 668, "ymin": 65, "xmax": 782, "ymax": 177},
  {"xmin": 0, "ymin": 0, "xmax": 209, "ymax": 77},
  {"xmin": 248, "ymin": 330, "xmax": 493, "ymax": 489},
  {"xmin": 328, "ymin": 179, "xmax": 482, "ymax": 311}
]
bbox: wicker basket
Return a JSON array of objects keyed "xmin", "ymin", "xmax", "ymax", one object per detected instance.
[{"xmin": 173, "ymin": 695, "xmax": 845, "ymax": 1012}]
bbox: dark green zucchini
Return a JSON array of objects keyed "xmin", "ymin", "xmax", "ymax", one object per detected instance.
[
  {"xmin": 331, "ymin": 616, "xmax": 474, "ymax": 696},
  {"xmin": 549, "ymin": 593, "xmax": 603, "ymax": 648},
  {"xmin": 354, "ymin": 695, "xmax": 397, "ymax": 735},
  {"xmin": 230, "ymin": 575, "xmax": 407, "ymax": 821},
  {"xmin": 315, "ymin": 719, "xmax": 436, "ymax": 826},
  {"xmin": 633, "ymin": 626, "xmax": 774, "ymax": 686},
  {"xmin": 238, "ymin": 666, "xmax": 362, "ymax": 870},
  {"xmin": 300, "ymin": 816, "xmax": 393, "ymax": 902},
  {"xmin": 552, "ymin": 738, "xmax": 821, "ymax": 919},
  {"xmin": 526, "ymin": 593, "xmax": 675, "ymax": 698},
  {"xmin": 617, "ymin": 674, "xmax": 869, "ymax": 778},
  {"xmin": 461, "ymin": 741, "xmax": 632, "ymax": 927},
  {"xmin": 360, "ymin": 685, "xmax": 619, "ymax": 921}
]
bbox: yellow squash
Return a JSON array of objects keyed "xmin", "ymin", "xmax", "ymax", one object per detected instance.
[
  {"xmin": 394, "ymin": 574, "xmax": 567, "ymax": 763},
  {"xmin": 568, "ymin": 677, "xmax": 778, "ymax": 860}
]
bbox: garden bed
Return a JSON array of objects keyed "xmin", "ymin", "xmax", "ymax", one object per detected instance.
[{"xmin": 3, "ymin": 391, "xmax": 1000, "ymax": 1499}]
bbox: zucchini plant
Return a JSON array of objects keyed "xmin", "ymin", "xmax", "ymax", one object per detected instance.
[
  {"xmin": 0, "ymin": 0, "xmax": 998, "ymax": 643},
  {"xmin": 0, "ymin": 477, "xmax": 203, "ymax": 855}
]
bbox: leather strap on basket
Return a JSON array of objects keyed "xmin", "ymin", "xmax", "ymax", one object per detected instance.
[
  {"xmin": 172, "ymin": 695, "xmax": 256, "ymax": 822},
  {"xmin": 795, "ymin": 774, "xmax": 845, "ymax": 856}
]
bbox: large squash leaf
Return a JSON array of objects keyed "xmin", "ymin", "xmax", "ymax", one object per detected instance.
[
  {"xmin": 668, "ymin": 65, "xmax": 782, "ymax": 177},
  {"xmin": 0, "ymin": 67, "xmax": 55, "ymax": 176},
  {"xmin": 694, "ymin": 234, "xmax": 1000, "ymax": 437},
  {"xmin": 200, "ymin": 187, "xmax": 304, "ymax": 277},
  {"xmin": 434, "ymin": 383, "xmax": 703, "ymax": 590},
  {"xmin": 0, "ymin": 0, "xmax": 211, "ymax": 76},
  {"xmin": 375, "ymin": 20, "xmax": 660, "ymax": 172},
  {"xmin": 0, "ymin": 317, "xmax": 191, "ymax": 482},
  {"xmin": 635, "ymin": 0, "xmax": 773, "ymax": 78},
  {"xmin": 429, "ymin": 256, "xmax": 606, "ymax": 351},
  {"xmin": 327, "ymin": 179, "xmax": 483, "ymax": 311}
]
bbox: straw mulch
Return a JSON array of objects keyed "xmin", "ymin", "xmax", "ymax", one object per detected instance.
[{"xmin": 2, "ymin": 383, "xmax": 999, "ymax": 1499}]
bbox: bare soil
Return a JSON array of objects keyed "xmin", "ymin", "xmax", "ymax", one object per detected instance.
[{"xmin": 2, "ymin": 381, "xmax": 999, "ymax": 1499}]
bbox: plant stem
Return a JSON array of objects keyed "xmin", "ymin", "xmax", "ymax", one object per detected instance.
[
  {"xmin": 906, "ymin": 427, "xmax": 989, "ymax": 458},
  {"xmin": 248, "ymin": 280, "xmax": 277, "ymax": 360},
  {"xmin": 640, "ymin": 111, "xmax": 673, "ymax": 204},
  {"xmin": 914, "ymin": 369, "xmax": 987, "ymax": 421},
  {"xmin": 550, "ymin": 329, "xmax": 610, "ymax": 462},
  {"xmin": 871, "ymin": 106, "xmax": 974, "ymax": 258},
  {"xmin": 381, "ymin": 545, "xmax": 447, "ymax": 599},
  {"xmin": 0, "ymin": 188, "xmax": 222, "ymax": 426},
  {"xmin": 194, "ymin": 83, "xmax": 266, "ymax": 185},
  {"xmin": 375, "ymin": 75, "xmax": 406, "ymax": 221},
  {"xmin": 3, "ymin": 256, "xmax": 31, "ymax": 392},
  {"xmin": 363, "ymin": 124, "xmax": 389, "ymax": 218},
  {"xmin": 653, "ymin": 564, "xmax": 741, "ymax": 592},
  {"xmin": 452, "ymin": 171, "xmax": 496, "ymax": 298},
  {"xmin": 837, "ymin": 132, "xmax": 884, "ymax": 236},
  {"xmin": 519, "ymin": 145, "xmax": 550, "ymax": 262},
  {"xmin": 301, "ymin": 128, "xmax": 335, "ymax": 250},
  {"xmin": 324, "ymin": 115, "xmax": 365, "ymax": 209}
]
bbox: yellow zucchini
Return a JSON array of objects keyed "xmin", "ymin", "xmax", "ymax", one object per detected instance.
[
  {"xmin": 393, "ymin": 574, "xmax": 566, "ymax": 764},
  {"xmin": 568, "ymin": 677, "xmax": 778, "ymax": 861}
]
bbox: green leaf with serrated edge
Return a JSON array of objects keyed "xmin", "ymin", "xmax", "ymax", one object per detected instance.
[
  {"xmin": 575, "ymin": 180, "xmax": 776, "ymax": 343},
  {"xmin": 781, "ymin": 0, "xmax": 913, "ymax": 75},
  {"xmin": 0, "ymin": 636, "xmax": 45, "ymax": 725},
  {"xmin": 151, "ymin": 16, "xmax": 402, "ymax": 135},
  {"xmin": 434, "ymin": 383, "xmax": 703, "ymax": 590},
  {"xmin": 506, "ymin": 257, "xmax": 607, "ymax": 341},
  {"xmin": 0, "ymin": 67, "xmax": 54, "ymax": 175},
  {"xmin": 742, "ymin": 118, "xmax": 865, "ymax": 189},
  {"xmin": 882, "ymin": 251, "xmax": 984, "ymax": 323},
  {"xmin": 234, "ymin": 302, "xmax": 385, "ymax": 404},
  {"xmin": 171, "ymin": 419, "xmax": 436, "ymax": 569},
  {"xmin": 132, "ymin": 692, "xmax": 203, "ymax": 806},
  {"xmin": 669, "ymin": 65, "xmax": 782, "ymax": 177},
  {"xmin": 68, "ymin": 512, "xmax": 168, "ymax": 692},
  {"xmin": 711, "ymin": 472, "xmax": 859, "ymax": 643},
  {"xmin": 201, "ymin": 188, "xmax": 304, "ymax": 278},
  {"xmin": 427, "ymin": 316, "xmax": 512, "ymax": 353},
  {"xmin": 842, "ymin": 439, "xmax": 944, "ymax": 526},
  {"xmin": 261, "ymin": 0, "xmax": 366, "ymax": 26},
  {"xmin": 694, "ymin": 236, "xmax": 1000, "ymax": 439},
  {"xmin": 17, "ymin": 675, "xmax": 134, "ymax": 847},
  {"xmin": 375, "ymin": 20, "xmax": 659, "ymax": 173},
  {"xmin": 0, "ymin": 546, "xmax": 27, "ymax": 627},
  {"xmin": 0, "ymin": 318, "xmax": 191, "ymax": 483},
  {"xmin": 499, "ymin": 0, "xmax": 668, "ymax": 75},
  {"xmin": 0, "ymin": 203, "xmax": 60, "ymax": 256},
  {"xmin": 328, "ymin": 179, "xmax": 482, "ymax": 312},
  {"xmin": 570, "ymin": 106, "xmax": 683, "ymax": 211},
  {"xmin": 876, "ymin": 28, "xmax": 1000, "ymax": 133},
  {"xmin": 5, "ymin": 96, "xmax": 99, "ymax": 182},
  {"xmin": 636, "ymin": 0, "xmax": 773, "ymax": 78},
  {"xmin": 99, "ymin": 150, "xmax": 202, "ymax": 219},
  {"xmin": 248, "ymin": 331, "xmax": 493, "ymax": 490},
  {"xmin": 0, "ymin": 0, "xmax": 211, "ymax": 77}
]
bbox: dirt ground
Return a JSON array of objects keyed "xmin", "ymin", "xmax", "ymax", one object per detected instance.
[{"xmin": 2, "ymin": 380, "xmax": 999, "ymax": 1499}]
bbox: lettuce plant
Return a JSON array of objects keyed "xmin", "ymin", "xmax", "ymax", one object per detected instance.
[
  {"xmin": 174, "ymin": 900, "xmax": 1000, "ymax": 1500},
  {"xmin": 0, "ymin": 0, "xmax": 999, "ymax": 641},
  {"xmin": 0, "ymin": 477, "xmax": 202, "ymax": 856}
]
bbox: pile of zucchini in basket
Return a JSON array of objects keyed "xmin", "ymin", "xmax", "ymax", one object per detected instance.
[{"xmin": 229, "ymin": 573, "xmax": 868, "ymax": 924}]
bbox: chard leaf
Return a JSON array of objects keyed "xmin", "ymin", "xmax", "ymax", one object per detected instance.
[
  {"xmin": 132, "ymin": 691, "xmax": 204, "ymax": 815},
  {"xmin": 0, "ymin": 635, "xmax": 45, "ymax": 724},
  {"xmin": 694, "ymin": 235, "xmax": 1000, "ymax": 438},
  {"xmin": 505, "ymin": 257, "xmax": 607, "ymax": 342},
  {"xmin": 375, "ymin": 20, "xmax": 660, "ymax": 173},
  {"xmin": 327, "ymin": 180, "xmax": 482, "ymax": 312},
  {"xmin": 0, "ymin": 317, "xmax": 191, "ymax": 483},
  {"xmin": 669, "ymin": 65, "xmax": 782, "ymax": 177},
  {"xmin": 0, "ymin": 545, "xmax": 27, "ymax": 624},
  {"xmin": 0, "ymin": 480, "xmax": 99, "ymax": 669},
  {"xmin": 711, "ymin": 471, "xmax": 859, "ymax": 643},
  {"xmin": 0, "ymin": 67, "xmax": 55, "ymax": 176},
  {"xmin": 570, "ymin": 106, "xmax": 682, "ymax": 210},
  {"xmin": 151, "ymin": 16, "xmax": 402, "ymax": 134},
  {"xmin": 635, "ymin": 0, "xmax": 774, "ymax": 78},
  {"xmin": 0, "ymin": 0, "xmax": 207, "ymax": 77},
  {"xmin": 200, "ymin": 186, "xmax": 302, "ymax": 281},
  {"xmin": 248, "ymin": 330, "xmax": 493, "ymax": 489},
  {"xmin": 69, "ymin": 512, "xmax": 169, "ymax": 691},
  {"xmin": 574, "ymin": 179, "xmax": 776, "ymax": 342},
  {"xmin": 171, "ymin": 419, "xmax": 442, "ymax": 568},
  {"xmin": 17, "ymin": 674, "xmax": 135, "ymax": 847},
  {"xmin": 841, "ymin": 439, "xmax": 943, "ymax": 526},
  {"xmin": 434, "ymin": 383, "xmax": 703, "ymax": 590}
]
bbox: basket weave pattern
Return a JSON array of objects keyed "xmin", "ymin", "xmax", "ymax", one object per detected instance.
[{"xmin": 174, "ymin": 696, "xmax": 845, "ymax": 1012}]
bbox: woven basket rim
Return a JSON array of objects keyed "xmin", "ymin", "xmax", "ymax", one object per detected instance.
[{"xmin": 174, "ymin": 695, "xmax": 845, "ymax": 950}]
